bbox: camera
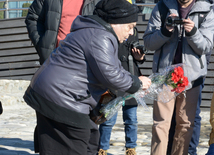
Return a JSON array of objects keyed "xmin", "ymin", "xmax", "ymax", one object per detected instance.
[
  {"xmin": 166, "ymin": 16, "xmax": 184, "ymax": 27},
  {"xmin": 130, "ymin": 41, "xmax": 148, "ymax": 54}
]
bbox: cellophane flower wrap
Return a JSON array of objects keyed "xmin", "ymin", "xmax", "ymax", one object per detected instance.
[{"xmin": 99, "ymin": 63, "xmax": 191, "ymax": 120}]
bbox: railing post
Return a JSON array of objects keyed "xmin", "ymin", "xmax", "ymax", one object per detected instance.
[{"xmin": 4, "ymin": 0, "xmax": 8, "ymax": 19}]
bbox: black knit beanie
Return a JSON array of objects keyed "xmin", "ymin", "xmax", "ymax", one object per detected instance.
[{"xmin": 93, "ymin": 0, "xmax": 139, "ymax": 24}]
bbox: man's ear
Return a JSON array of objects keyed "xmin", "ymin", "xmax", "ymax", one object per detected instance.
[
  {"xmin": 110, "ymin": 24, "xmax": 116, "ymax": 28},
  {"xmin": 110, "ymin": 24, "xmax": 117, "ymax": 33}
]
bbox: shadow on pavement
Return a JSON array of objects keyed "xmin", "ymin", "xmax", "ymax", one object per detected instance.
[
  {"xmin": 0, "ymin": 138, "xmax": 36, "ymax": 153},
  {"xmin": 0, "ymin": 147, "xmax": 38, "ymax": 155}
]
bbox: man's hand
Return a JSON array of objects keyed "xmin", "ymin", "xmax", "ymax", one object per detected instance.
[
  {"xmin": 183, "ymin": 18, "xmax": 195, "ymax": 32},
  {"xmin": 132, "ymin": 47, "xmax": 145, "ymax": 61},
  {"xmin": 165, "ymin": 13, "xmax": 177, "ymax": 32},
  {"xmin": 138, "ymin": 76, "xmax": 151, "ymax": 90}
]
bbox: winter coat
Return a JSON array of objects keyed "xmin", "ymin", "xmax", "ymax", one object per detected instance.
[
  {"xmin": 23, "ymin": 15, "xmax": 141, "ymax": 128},
  {"xmin": 25, "ymin": 0, "xmax": 100, "ymax": 65},
  {"xmin": 143, "ymin": 0, "xmax": 214, "ymax": 87}
]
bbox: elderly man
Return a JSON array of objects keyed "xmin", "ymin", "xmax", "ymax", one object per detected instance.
[{"xmin": 23, "ymin": 0, "xmax": 151, "ymax": 154}]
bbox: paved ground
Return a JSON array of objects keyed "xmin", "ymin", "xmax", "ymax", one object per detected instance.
[{"xmin": 0, "ymin": 103, "xmax": 212, "ymax": 155}]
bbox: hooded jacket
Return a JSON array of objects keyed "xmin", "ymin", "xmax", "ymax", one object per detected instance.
[
  {"xmin": 23, "ymin": 15, "xmax": 141, "ymax": 128},
  {"xmin": 143, "ymin": 0, "xmax": 214, "ymax": 87},
  {"xmin": 25, "ymin": 0, "xmax": 100, "ymax": 65}
]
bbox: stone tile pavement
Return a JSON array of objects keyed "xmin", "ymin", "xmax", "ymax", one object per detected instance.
[{"xmin": 0, "ymin": 102, "xmax": 212, "ymax": 155}]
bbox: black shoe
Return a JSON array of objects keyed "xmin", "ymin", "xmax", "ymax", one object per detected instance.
[{"xmin": 0, "ymin": 101, "xmax": 3, "ymax": 115}]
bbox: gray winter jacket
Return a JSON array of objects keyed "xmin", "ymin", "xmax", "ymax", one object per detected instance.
[
  {"xmin": 23, "ymin": 15, "xmax": 141, "ymax": 128},
  {"xmin": 143, "ymin": 0, "xmax": 214, "ymax": 86},
  {"xmin": 25, "ymin": 0, "xmax": 100, "ymax": 65}
]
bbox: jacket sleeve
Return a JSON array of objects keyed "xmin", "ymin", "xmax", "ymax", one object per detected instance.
[
  {"xmin": 143, "ymin": 4, "xmax": 172, "ymax": 51},
  {"xmin": 25, "ymin": 0, "xmax": 46, "ymax": 52},
  {"xmin": 185, "ymin": 8, "xmax": 214, "ymax": 56},
  {"xmin": 85, "ymin": 29, "xmax": 141, "ymax": 94}
]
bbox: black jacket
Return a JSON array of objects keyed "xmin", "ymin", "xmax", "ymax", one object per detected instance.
[
  {"xmin": 25, "ymin": 0, "xmax": 100, "ymax": 65},
  {"xmin": 119, "ymin": 28, "xmax": 142, "ymax": 76}
]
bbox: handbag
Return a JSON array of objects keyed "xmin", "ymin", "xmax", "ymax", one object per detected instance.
[{"xmin": 89, "ymin": 90, "xmax": 116, "ymax": 124}]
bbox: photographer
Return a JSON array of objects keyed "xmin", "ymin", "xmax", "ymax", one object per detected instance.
[
  {"xmin": 143, "ymin": 0, "xmax": 214, "ymax": 154},
  {"xmin": 98, "ymin": 27, "xmax": 146, "ymax": 155}
]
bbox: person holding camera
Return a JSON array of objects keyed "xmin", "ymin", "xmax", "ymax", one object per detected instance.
[
  {"xmin": 98, "ymin": 27, "xmax": 146, "ymax": 155},
  {"xmin": 143, "ymin": 0, "xmax": 214, "ymax": 154}
]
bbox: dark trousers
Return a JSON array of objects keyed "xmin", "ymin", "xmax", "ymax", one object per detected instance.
[
  {"xmin": 167, "ymin": 82, "xmax": 204, "ymax": 155},
  {"xmin": 34, "ymin": 111, "xmax": 99, "ymax": 155},
  {"xmin": 87, "ymin": 120, "xmax": 100, "ymax": 155}
]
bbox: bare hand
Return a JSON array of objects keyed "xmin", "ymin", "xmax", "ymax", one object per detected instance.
[
  {"xmin": 183, "ymin": 18, "xmax": 195, "ymax": 33},
  {"xmin": 139, "ymin": 76, "xmax": 151, "ymax": 90},
  {"xmin": 132, "ymin": 48, "xmax": 145, "ymax": 61},
  {"xmin": 165, "ymin": 13, "xmax": 177, "ymax": 32}
]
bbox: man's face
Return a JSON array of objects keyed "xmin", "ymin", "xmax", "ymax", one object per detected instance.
[
  {"xmin": 111, "ymin": 22, "xmax": 137, "ymax": 43},
  {"xmin": 177, "ymin": 0, "xmax": 193, "ymax": 6}
]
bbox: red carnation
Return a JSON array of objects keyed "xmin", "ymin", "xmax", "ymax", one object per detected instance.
[
  {"xmin": 171, "ymin": 72, "xmax": 180, "ymax": 83},
  {"xmin": 169, "ymin": 66, "xmax": 189, "ymax": 93}
]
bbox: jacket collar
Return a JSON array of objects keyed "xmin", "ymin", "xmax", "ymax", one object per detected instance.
[{"xmin": 87, "ymin": 15, "xmax": 119, "ymax": 43}]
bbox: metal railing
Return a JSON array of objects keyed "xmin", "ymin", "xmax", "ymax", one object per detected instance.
[
  {"xmin": 0, "ymin": 0, "xmax": 32, "ymax": 19},
  {"xmin": 0, "ymin": 0, "xmax": 156, "ymax": 19}
]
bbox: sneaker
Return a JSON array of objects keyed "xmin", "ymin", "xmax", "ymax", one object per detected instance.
[
  {"xmin": 98, "ymin": 149, "xmax": 107, "ymax": 155},
  {"xmin": 126, "ymin": 148, "xmax": 136, "ymax": 155}
]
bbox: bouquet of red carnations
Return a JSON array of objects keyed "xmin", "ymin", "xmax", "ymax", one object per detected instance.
[
  {"xmin": 138, "ymin": 63, "xmax": 191, "ymax": 103},
  {"xmin": 98, "ymin": 63, "xmax": 191, "ymax": 121}
]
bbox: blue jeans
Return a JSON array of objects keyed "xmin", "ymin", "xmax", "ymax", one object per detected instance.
[
  {"xmin": 99, "ymin": 105, "xmax": 138, "ymax": 150},
  {"xmin": 167, "ymin": 81, "xmax": 204, "ymax": 155},
  {"xmin": 206, "ymin": 144, "xmax": 214, "ymax": 155},
  {"xmin": 188, "ymin": 82, "xmax": 203, "ymax": 155}
]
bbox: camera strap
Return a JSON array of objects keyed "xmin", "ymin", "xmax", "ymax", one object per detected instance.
[
  {"xmin": 157, "ymin": 0, "xmax": 168, "ymax": 28},
  {"xmin": 127, "ymin": 27, "xmax": 139, "ymax": 75},
  {"xmin": 156, "ymin": 0, "xmax": 168, "ymax": 72},
  {"xmin": 127, "ymin": 40, "xmax": 135, "ymax": 75},
  {"xmin": 128, "ymin": 54, "xmax": 134, "ymax": 75}
]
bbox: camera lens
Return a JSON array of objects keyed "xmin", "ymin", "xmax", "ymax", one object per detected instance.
[{"xmin": 166, "ymin": 17, "xmax": 173, "ymax": 26}]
